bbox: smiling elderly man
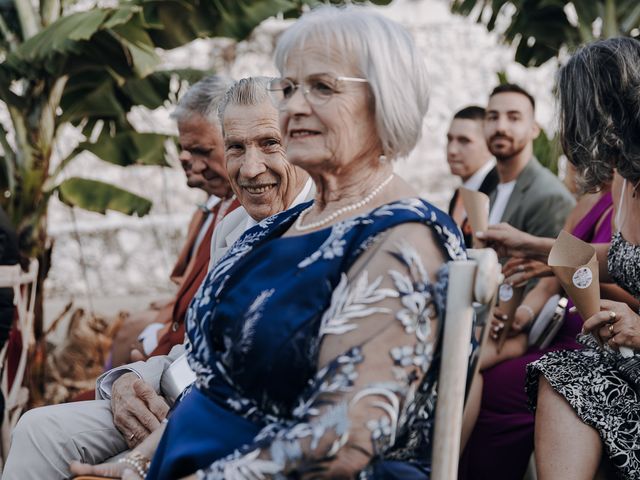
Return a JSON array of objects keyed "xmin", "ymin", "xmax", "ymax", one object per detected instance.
[
  {"xmin": 110, "ymin": 75, "xmax": 239, "ymax": 367},
  {"xmin": 4, "ymin": 77, "xmax": 313, "ymax": 480}
]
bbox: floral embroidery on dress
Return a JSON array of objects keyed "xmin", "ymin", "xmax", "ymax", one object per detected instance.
[
  {"xmin": 389, "ymin": 241, "xmax": 438, "ymax": 343},
  {"xmin": 298, "ymin": 218, "xmax": 371, "ymax": 268},
  {"xmin": 162, "ymin": 199, "xmax": 475, "ymax": 480},
  {"xmin": 319, "ymin": 272, "xmax": 397, "ymax": 337},
  {"xmin": 239, "ymin": 289, "xmax": 275, "ymax": 353}
]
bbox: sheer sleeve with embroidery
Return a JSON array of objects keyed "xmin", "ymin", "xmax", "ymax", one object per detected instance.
[{"xmin": 196, "ymin": 223, "xmax": 451, "ymax": 479}]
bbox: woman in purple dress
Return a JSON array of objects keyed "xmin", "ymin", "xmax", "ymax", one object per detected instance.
[{"xmin": 460, "ymin": 187, "xmax": 628, "ymax": 479}]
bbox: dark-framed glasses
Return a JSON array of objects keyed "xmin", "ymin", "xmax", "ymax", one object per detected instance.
[{"xmin": 268, "ymin": 75, "xmax": 368, "ymax": 107}]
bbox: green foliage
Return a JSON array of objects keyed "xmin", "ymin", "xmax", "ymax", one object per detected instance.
[
  {"xmin": 451, "ymin": 0, "xmax": 640, "ymax": 67},
  {"xmin": 75, "ymin": 130, "xmax": 171, "ymax": 168},
  {"xmin": 57, "ymin": 177, "xmax": 152, "ymax": 216},
  {"xmin": 533, "ymin": 128, "xmax": 560, "ymax": 175}
]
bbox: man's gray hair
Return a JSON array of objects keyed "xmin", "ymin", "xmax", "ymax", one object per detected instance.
[
  {"xmin": 273, "ymin": 5, "xmax": 429, "ymax": 160},
  {"xmin": 172, "ymin": 75, "xmax": 233, "ymax": 124},
  {"xmin": 218, "ymin": 76, "xmax": 274, "ymax": 124}
]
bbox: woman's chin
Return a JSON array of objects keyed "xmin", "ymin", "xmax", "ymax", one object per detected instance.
[{"xmin": 287, "ymin": 150, "xmax": 327, "ymax": 169}]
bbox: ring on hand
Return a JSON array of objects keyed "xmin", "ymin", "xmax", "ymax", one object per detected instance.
[
  {"xmin": 609, "ymin": 323, "xmax": 615, "ymax": 336},
  {"xmin": 128, "ymin": 433, "xmax": 135, "ymax": 441},
  {"xmin": 609, "ymin": 311, "xmax": 617, "ymax": 321}
]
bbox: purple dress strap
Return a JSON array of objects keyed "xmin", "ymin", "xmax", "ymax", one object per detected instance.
[
  {"xmin": 459, "ymin": 191, "xmax": 613, "ymax": 480},
  {"xmin": 572, "ymin": 191, "xmax": 613, "ymax": 241}
]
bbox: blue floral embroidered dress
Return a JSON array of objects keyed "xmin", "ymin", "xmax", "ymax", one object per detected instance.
[{"xmin": 147, "ymin": 198, "xmax": 467, "ymax": 480}]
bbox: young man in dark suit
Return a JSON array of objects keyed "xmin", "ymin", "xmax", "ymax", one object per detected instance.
[{"xmin": 447, "ymin": 105, "xmax": 498, "ymax": 247}]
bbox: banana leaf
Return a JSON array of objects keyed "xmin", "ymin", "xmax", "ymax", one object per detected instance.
[{"xmin": 56, "ymin": 177, "xmax": 152, "ymax": 216}]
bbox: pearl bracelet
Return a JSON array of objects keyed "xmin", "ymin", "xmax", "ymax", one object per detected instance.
[
  {"xmin": 516, "ymin": 304, "xmax": 535, "ymax": 323},
  {"xmin": 118, "ymin": 450, "xmax": 150, "ymax": 478}
]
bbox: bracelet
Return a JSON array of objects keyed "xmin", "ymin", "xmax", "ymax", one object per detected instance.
[
  {"xmin": 118, "ymin": 450, "xmax": 150, "ymax": 478},
  {"xmin": 516, "ymin": 304, "xmax": 535, "ymax": 323}
]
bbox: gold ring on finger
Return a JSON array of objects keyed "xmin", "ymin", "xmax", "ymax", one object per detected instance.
[{"xmin": 609, "ymin": 323, "xmax": 615, "ymax": 336}]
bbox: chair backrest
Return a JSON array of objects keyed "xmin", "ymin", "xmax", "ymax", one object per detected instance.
[
  {"xmin": 431, "ymin": 248, "xmax": 500, "ymax": 480},
  {"xmin": 0, "ymin": 259, "xmax": 39, "ymax": 467}
]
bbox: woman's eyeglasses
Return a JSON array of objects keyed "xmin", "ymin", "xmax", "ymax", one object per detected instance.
[{"xmin": 268, "ymin": 75, "xmax": 368, "ymax": 107}]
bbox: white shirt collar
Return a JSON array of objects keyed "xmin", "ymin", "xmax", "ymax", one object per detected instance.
[
  {"xmin": 243, "ymin": 178, "xmax": 314, "ymax": 231},
  {"xmin": 205, "ymin": 195, "xmax": 221, "ymax": 210},
  {"xmin": 290, "ymin": 177, "xmax": 314, "ymax": 208},
  {"xmin": 462, "ymin": 159, "xmax": 496, "ymax": 191}
]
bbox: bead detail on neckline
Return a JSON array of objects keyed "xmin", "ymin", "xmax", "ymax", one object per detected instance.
[{"xmin": 294, "ymin": 174, "xmax": 394, "ymax": 232}]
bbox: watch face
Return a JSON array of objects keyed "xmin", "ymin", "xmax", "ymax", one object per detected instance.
[
  {"xmin": 499, "ymin": 283, "xmax": 513, "ymax": 302},
  {"xmin": 572, "ymin": 266, "xmax": 593, "ymax": 289}
]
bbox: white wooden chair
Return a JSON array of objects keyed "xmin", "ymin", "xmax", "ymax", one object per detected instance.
[
  {"xmin": 0, "ymin": 260, "xmax": 38, "ymax": 466},
  {"xmin": 432, "ymin": 248, "xmax": 500, "ymax": 480}
]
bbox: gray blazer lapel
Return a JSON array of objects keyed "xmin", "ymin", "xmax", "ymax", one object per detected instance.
[{"xmin": 500, "ymin": 158, "xmax": 538, "ymax": 224}]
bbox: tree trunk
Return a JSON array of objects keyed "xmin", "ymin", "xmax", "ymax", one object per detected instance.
[{"xmin": 26, "ymin": 243, "xmax": 52, "ymax": 407}]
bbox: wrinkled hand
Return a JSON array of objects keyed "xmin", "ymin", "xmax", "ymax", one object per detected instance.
[
  {"xmin": 70, "ymin": 459, "xmax": 129, "ymax": 478},
  {"xmin": 112, "ymin": 373, "xmax": 169, "ymax": 448},
  {"xmin": 582, "ymin": 300, "xmax": 640, "ymax": 350},
  {"xmin": 476, "ymin": 223, "xmax": 538, "ymax": 259},
  {"xmin": 502, "ymin": 258, "xmax": 552, "ymax": 287}
]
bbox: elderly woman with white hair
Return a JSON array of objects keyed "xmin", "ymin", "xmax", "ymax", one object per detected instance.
[{"xmin": 73, "ymin": 6, "xmax": 467, "ymax": 479}]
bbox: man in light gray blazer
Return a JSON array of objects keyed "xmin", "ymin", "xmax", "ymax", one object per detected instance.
[
  {"xmin": 4, "ymin": 77, "xmax": 314, "ymax": 480},
  {"xmin": 483, "ymin": 83, "xmax": 574, "ymax": 242}
]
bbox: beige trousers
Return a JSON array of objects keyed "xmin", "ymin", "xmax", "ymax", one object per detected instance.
[{"xmin": 2, "ymin": 400, "xmax": 127, "ymax": 480}]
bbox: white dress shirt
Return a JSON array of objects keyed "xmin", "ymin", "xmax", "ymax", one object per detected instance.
[{"xmin": 488, "ymin": 180, "xmax": 516, "ymax": 225}]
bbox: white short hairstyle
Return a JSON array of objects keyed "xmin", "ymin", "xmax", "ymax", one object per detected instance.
[
  {"xmin": 171, "ymin": 75, "xmax": 233, "ymax": 124},
  {"xmin": 218, "ymin": 76, "xmax": 274, "ymax": 125},
  {"xmin": 273, "ymin": 5, "xmax": 430, "ymax": 160}
]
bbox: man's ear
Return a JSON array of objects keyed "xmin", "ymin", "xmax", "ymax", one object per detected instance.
[{"xmin": 531, "ymin": 121, "xmax": 541, "ymax": 140}]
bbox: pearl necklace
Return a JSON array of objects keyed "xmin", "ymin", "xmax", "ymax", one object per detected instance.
[{"xmin": 295, "ymin": 173, "xmax": 394, "ymax": 231}]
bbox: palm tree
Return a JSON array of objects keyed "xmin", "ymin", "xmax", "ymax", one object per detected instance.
[{"xmin": 451, "ymin": 0, "xmax": 640, "ymax": 66}]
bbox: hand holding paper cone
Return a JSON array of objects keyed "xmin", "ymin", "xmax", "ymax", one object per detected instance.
[
  {"xmin": 549, "ymin": 232, "xmax": 634, "ymax": 357},
  {"xmin": 548, "ymin": 230, "xmax": 600, "ymax": 321},
  {"xmin": 459, "ymin": 188, "xmax": 489, "ymax": 246}
]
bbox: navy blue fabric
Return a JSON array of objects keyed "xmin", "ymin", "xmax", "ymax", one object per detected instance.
[{"xmin": 147, "ymin": 199, "xmax": 465, "ymax": 479}]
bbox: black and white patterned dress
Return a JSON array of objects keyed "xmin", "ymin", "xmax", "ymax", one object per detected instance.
[{"xmin": 527, "ymin": 231, "xmax": 640, "ymax": 479}]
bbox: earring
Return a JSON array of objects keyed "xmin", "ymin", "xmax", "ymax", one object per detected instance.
[{"xmin": 379, "ymin": 154, "xmax": 388, "ymax": 163}]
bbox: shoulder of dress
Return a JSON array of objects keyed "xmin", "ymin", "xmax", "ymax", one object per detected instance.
[
  {"xmin": 365, "ymin": 198, "xmax": 466, "ymax": 260},
  {"xmin": 369, "ymin": 198, "xmax": 455, "ymax": 227}
]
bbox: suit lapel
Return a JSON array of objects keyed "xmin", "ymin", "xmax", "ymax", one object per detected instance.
[
  {"xmin": 225, "ymin": 220, "xmax": 248, "ymax": 249},
  {"xmin": 500, "ymin": 158, "xmax": 538, "ymax": 224},
  {"xmin": 448, "ymin": 189, "xmax": 459, "ymax": 217},
  {"xmin": 216, "ymin": 219, "xmax": 249, "ymax": 263},
  {"xmin": 170, "ymin": 209, "xmax": 206, "ymax": 285}
]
